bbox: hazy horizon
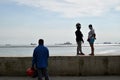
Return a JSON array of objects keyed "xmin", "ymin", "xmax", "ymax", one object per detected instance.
[{"xmin": 0, "ymin": 0, "xmax": 120, "ymax": 45}]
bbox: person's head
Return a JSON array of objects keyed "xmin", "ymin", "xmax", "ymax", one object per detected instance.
[
  {"xmin": 38, "ymin": 39, "xmax": 44, "ymax": 45},
  {"xmin": 89, "ymin": 24, "xmax": 93, "ymax": 30},
  {"xmin": 76, "ymin": 23, "xmax": 81, "ymax": 30}
]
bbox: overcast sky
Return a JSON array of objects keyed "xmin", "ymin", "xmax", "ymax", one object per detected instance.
[{"xmin": 0, "ymin": 0, "xmax": 120, "ymax": 45}]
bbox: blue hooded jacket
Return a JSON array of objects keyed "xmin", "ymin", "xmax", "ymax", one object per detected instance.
[{"xmin": 32, "ymin": 45, "xmax": 49, "ymax": 68}]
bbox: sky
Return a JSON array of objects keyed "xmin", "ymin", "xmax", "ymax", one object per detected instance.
[{"xmin": 0, "ymin": 0, "xmax": 120, "ymax": 45}]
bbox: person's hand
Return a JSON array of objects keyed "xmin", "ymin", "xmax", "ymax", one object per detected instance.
[
  {"xmin": 87, "ymin": 38, "xmax": 90, "ymax": 42},
  {"xmin": 82, "ymin": 40, "xmax": 84, "ymax": 43},
  {"xmin": 31, "ymin": 67, "xmax": 34, "ymax": 70}
]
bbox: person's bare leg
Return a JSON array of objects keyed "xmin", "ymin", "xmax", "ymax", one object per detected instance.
[
  {"xmin": 77, "ymin": 41, "xmax": 84, "ymax": 55},
  {"xmin": 89, "ymin": 44, "xmax": 94, "ymax": 56}
]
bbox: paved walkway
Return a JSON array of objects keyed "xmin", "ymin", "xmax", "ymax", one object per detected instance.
[{"xmin": 0, "ymin": 76, "xmax": 120, "ymax": 80}]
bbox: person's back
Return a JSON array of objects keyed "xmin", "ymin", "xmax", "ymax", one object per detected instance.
[{"xmin": 33, "ymin": 45, "xmax": 49, "ymax": 68}]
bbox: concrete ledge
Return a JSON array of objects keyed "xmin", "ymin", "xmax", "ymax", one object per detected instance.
[{"xmin": 0, "ymin": 56, "xmax": 120, "ymax": 76}]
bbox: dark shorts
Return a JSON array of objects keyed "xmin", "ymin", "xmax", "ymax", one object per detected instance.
[{"xmin": 89, "ymin": 38, "xmax": 95, "ymax": 44}]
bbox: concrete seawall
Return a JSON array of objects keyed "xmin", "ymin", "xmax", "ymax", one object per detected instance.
[{"xmin": 0, "ymin": 56, "xmax": 120, "ymax": 76}]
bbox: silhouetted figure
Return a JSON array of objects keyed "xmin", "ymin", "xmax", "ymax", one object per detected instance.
[
  {"xmin": 32, "ymin": 39, "xmax": 49, "ymax": 80},
  {"xmin": 87, "ymin": 24, "xmax": 96, "ymax": 56},
  {"xmin": 75, "ymin": 23, "xmax": 84, "ymax": 55}
]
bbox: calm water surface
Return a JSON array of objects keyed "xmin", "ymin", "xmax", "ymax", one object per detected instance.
[{"xmin": 0, "ymin": 44, "xmax": 120, "ymax": 57}]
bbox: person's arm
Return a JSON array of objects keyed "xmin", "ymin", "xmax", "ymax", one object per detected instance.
[
  {"xmin": 32, "ymin": 49, "xmax": 36, "ymax": 69},
  {"xmin": 47, "ymin": 48, "xmax": 49, "ymax": 58},
  {"xmin": 93, "ymin": 34, "xmax": 96, "ymax": 39},
  {"xmin": 82, "ymin": 38, "xmax": 84, "ymax": 43},
  {"xmin": 81, "ymin": 32, "xmax": 84, "ymax": 43},
  {"xmin": 75, "ymin": 31, "xmax": 77, "ymax": 37},
  {"xmin": 92, "ymin": 29, "xmax": 96, "ymax": 39}
]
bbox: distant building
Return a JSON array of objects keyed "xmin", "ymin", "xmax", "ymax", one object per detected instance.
[
  {"xmin": 55, "ymin": 42, "xmax": 72, "ymax": 45},
  {"xmin": 103, "ymin": 42, "xmax": 112, "ymax": 44},
  {"xmin": 30, "ymin": 43, "xmax": 37, "ymax": 45},
  {"xmin": 63, "ymin": 42, "xmax": 72, "ymax": 45}
]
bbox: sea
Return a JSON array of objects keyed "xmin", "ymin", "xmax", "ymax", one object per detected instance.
[{"xmin": 0, "ymin": 44, "xmax": 120, "ymax": 57}]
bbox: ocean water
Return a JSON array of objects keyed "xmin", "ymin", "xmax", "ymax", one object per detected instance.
[{"xmin": 0, "ymin": 44, "xmax": 120, "ymax": 57}]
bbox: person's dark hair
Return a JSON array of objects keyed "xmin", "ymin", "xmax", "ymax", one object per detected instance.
[
  {"xmin": 38, "ymin": 39, "xmax": 44, "ymax": 45},
  {"xmin": 76, "ymin": 23, "xmax": 81, "ymax": 29},
  {"xmin": 89, "ymin": 24, "xmax": 92, "ymax": 28}
]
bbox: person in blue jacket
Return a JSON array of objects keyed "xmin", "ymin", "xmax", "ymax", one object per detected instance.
[{"xmin": 32, "ymin": 39, "xmax": 49, "ymax": 80}]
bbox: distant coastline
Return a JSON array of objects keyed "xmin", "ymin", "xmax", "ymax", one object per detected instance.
[
  {"xmin": 0, "ymin": 43, "xmax": 120, "ymax": 57},
  {"xmin": 0, "ymin": 43, "xmax": 120, "ymax": 48}
]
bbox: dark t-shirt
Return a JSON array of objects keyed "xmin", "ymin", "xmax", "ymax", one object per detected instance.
[{"xmin": 75, "ymin": 30, "xmax": 83, "ymax": 42}]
